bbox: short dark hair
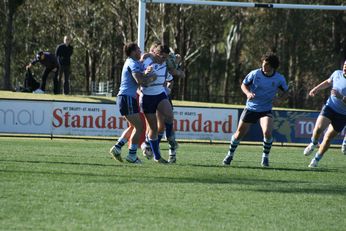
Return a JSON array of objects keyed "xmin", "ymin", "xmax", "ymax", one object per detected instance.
[
  {"xmin": 123, "ymin": 42, "xmax": 138, "ymax": 57},
  {"xmin": 261, "ymin": 52, "xmax": 280, "ymax": 69}
]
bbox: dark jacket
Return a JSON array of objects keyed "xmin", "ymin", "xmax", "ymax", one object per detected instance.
[
  {"xmin": 55, "ymin": 43, "xmax": 73, "ymax": 66},
  {"xmin": 31, "ymin": 52, "xmax": 59, "ymax": 70}
]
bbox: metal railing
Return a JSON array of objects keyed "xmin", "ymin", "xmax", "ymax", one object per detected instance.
[{"xmin": 91, "ymin": 81, "xmax": 114, "ymax": 96}]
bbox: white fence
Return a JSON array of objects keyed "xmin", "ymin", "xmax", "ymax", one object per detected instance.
[{"xmin": 91, "ymin": 81, "xmax": 114, "ymax": 96}]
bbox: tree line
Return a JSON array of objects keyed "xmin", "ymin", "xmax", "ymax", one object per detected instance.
[{"xmin": 1, "ymin": 0, "xmax": 345, "ymax": 110}]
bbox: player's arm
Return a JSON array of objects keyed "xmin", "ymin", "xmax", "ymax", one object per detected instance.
[
  {"xmin": 241, "ymin": 83, "xmax": 255, "ymax": 100},
  {"xmin": 167, "ymin": 54, "xmax": 185, "ymax": 78},
  {"xmin": 132, "ymin": 66, "xmax": 157, "ymax": 86},
  {"xmin": 166, "ymin": 80, "xmax": 174, "ymax": 95},
  {"xmin": 309, "ymin": 79, "xmax": 332, "ymax": 97},
  {"xmin": 140, "ymin": 53, "xmax": 154, "ymax": 62}
]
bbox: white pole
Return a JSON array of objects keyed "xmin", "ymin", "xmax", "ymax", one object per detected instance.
[
  {"xmin": 138, "ymin": 0, "xmax": 147, "ymax": 51},
  {"xmin": 148, "ymin": 0, "xmax": 346, "ymax": 11}
]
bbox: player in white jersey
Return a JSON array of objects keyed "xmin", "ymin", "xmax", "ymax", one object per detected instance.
[
  {"xmin": 140, "ymin": 44, "xmax": 178, "ymax": 163},
  {"xmin": 304, "ymin": 60, "xmax": 346, "ymax": 167},
  {"xmin": 140, "ymin": 42, "xmax": 182, "ymax": 163}
]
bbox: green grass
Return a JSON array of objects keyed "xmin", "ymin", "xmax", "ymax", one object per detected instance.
[{"xmin": 1, "ymin": 138, "xmax": 345, "ymax": 231}]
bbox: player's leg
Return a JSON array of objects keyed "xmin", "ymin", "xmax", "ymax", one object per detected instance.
[
  {"xmin": 156, "ymin": 110, "xmax": 165, "ymax": 143},
  {"xmin": 223, "ymin": 109, "xmax": 255, "ymax": 165},
  {"xmin": 141, "ymin": 118, "xmax": 153, "ymax": 159},
  {"xmin": 157, "ymin": 99, "xmax": 178, "ymax": 163},
  {"xmin": 259, "ymin": 115, "xmax": 273, "ymax": 167},
  {"xmin": 304, "ymin": 115, "xmax": 330, "ymax": 156},
  {"xmin": 341, "ymin": 135, "xmax": 346, "ymax": 154},
  {"xmin": 309, "ymin": 125, "xmax": 338, "ymax": 168},
  {"xmin": 309, "ymin": 113, "xmax": 346, "ymax": 167},
  {"xmin": 223, "ymin": 119, "xmax": 251, "ymax": 165},
  {"xmin": 157, "ymin": 99, "xmax": 177, "ymax": 149},
  {"xmin": 123, "ymin": 113, "xmax": 144, "ymax": 163},
  {"xmin": 142, "ymin": 93, "xmax": 168, "ymax": 163},
  {"xmin": 145, "ymin": 112, "xmax": 167, "ymax": 163},
  {"xmin": 110, "ymin": 95, "xmax": 142, "ymax": 163},
  {"xmin": 110, "ymin": 126, "xmax": 133, "ymax": 157}
]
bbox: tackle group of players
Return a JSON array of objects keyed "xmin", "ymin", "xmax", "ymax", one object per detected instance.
[{"xmin": 109, "ymin": 41, "xmax": 346, "ymax": 168}]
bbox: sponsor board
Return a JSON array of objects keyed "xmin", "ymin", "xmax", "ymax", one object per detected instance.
[
  {"xmin": 243, "ymin": 110, "xmax": 345, "ymax": 144},
  {"xmin": 0, "ymin": 100, "xmax": 238, "ymax": 140},
  {"xmin": 0, "ymin": 100, "xmax": 52, "ymax": 134}
]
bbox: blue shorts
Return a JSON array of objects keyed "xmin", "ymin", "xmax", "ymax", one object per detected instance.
[
  {"xmin": 320, "ymin": 105, "xmax": 346, "ymax": 133},
  {"xmin": 240, "ymin": 108, "xmax": 273, "ymax": 124},
  {"xmin": 117, "ymin": 95, "xmax": 139, "ymax": 116},
  {"xmin": 141, "ymin": 92, "xmax": 168, "ymax": 114}
]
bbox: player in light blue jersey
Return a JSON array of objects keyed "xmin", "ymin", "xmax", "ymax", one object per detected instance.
[
  {"xmin": 109, "ymin": 42, "xmax": 156, "ymax": 164},
  {"xmin": 304, "ymin": 60, "xmax": 346, "ymax": 168},
  {"xmin": 223, "ymin": 52, "xmax": 289, "ymax": 167}
]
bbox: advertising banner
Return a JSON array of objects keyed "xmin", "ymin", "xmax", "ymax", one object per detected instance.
[
  {"xmin": 0, "ymin": 100, "xmax": 238, "ymax": 141},
  {"xmin": 173, "ymin": 107, "xmax": 238, "ymax": 140},
  {"xmin": 2, "ymin": 99, "xmax": 344, "ymax": 144},
  {"xmin": 242, "ymin": 109, "xmax": 345, "ymax": 144},
  {"xmin": 0, "ymin": 100, "xmax": 52, "ymax": 134}
]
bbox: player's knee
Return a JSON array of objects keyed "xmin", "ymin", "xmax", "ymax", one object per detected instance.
[{"xmin": 263, "ymin": 131, "xmax": 272, "ymax": 139}]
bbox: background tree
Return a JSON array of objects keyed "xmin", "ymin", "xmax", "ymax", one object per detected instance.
[
  {"xmin": 2, "ymin": 0, "xmax": 25, "ymax": 90},
  {"xmin": 0, "ymin": 0, "xmax": 345, "ymax": 111}
]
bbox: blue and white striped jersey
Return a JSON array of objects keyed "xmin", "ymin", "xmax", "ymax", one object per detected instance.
[{"xmin": 141, "ymin": 57, "xmax": 167, "ymax": 95}]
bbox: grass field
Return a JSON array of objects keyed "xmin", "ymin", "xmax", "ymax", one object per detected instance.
[{"xmin": 1, "ymin": 138, "xmax": 346, "ymax": 231}]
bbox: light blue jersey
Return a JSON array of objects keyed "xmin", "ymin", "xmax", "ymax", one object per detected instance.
[
  {"xmin": 326, "ymin": 70, "xmax": 346, "ymax": 115},
  {"xmin": 243, "ymin": 68, "xmax": 288, "ymax": 112},
  {"xmin": 118, "ymin": 57, "xmax": 144, "ymax": 98}
]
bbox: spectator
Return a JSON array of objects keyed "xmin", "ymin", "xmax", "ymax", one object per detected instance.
[
  {"xmin": 26, "ymin": 51, "xmax": 59, "ymax": 94},
  {"xmin": 56, "ymin": 35, "xmax": 73, "ymax": 94}
]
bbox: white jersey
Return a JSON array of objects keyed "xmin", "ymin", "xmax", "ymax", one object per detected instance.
[{"xmin": 141, "ymin": 57, "xmax": 167, "ymax": 95}]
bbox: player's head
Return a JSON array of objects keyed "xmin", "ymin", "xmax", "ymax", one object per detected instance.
[
  {"xmin": 261, "ymin": 52, "xmax": 279, "ymax": 76},
  {"xmin": 343, "ymin": 60, "xmax": 346, "ymax": 75},
  {"xmin": 149, "ymin": 41, "xmax": 161, "ymax": 53},
  {"xmin": 154, "ymin": 44, "xmax": 170, "ymax": 63},
  {"xmin": 124, "ymin": 42, "xmax": 141, "ymax": 60}
]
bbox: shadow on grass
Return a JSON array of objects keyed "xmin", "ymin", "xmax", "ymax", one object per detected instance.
[
  {"xmin": 0, "ymin": 158, "xmax": 143, "ymax": 168},
  {"xmin": 1, "ymin": 158, "xmax": 345, "ymax": 196},
  {"xmin": 1, "ymin": 167, "xmax": 345, "ymax": 196},
  {"xmin": 184, "ymin": 163, "xmax": 336, "ymax": 173}
]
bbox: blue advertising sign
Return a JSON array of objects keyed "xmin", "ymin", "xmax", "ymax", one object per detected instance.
[{"xmin": 241, "ymin": 109, "xmax": 346, "ymax": 144}]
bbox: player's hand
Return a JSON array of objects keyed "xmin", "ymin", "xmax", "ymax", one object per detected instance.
[
  {"xmin": 309, "ymin": 88, "xmax": 317, "ymax": 97},
  {"xmin": 145, "ymin": 65, "xmax": 153, "ymax": 75},
  {"xmin": 246, "ymin": 92, "xmax": 255, "ymax": 100}
]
